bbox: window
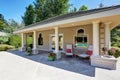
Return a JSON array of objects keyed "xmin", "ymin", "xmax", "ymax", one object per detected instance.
[
  {"xmin": 75, "ymin": 29, "xmax": 88, "ymax": 44},
  {"xmin": 38, "ymin": 33, "xmax": 43, "ymax": 45}
]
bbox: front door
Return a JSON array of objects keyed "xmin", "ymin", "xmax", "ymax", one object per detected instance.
[{"xmin": 50, "ymin": 34, "xmax": 63, "ymax": 51}]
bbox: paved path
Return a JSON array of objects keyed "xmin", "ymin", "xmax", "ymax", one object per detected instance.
[
  {"xmin": 0, "ymin": 51, "xmax": 94, "ymax": 80},
  {"xmin": 0, "ymin": 51, "xmax": 120, "ymax": 80}
]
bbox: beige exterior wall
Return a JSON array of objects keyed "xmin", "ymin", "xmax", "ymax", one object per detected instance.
[
  {"xmin": 37, "ymin": 30, "xmax": 54, "ymax": 51},
  {"xmin": 37, "ymin": 24, "xmax": 93, "ymax": 51}
]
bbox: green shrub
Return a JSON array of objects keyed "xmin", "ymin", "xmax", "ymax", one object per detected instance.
[
  {"xmin": 8, "ymin": 35, "xmax": 21, "ymax": 48},
  {"xmin": 0, "ymin": 37, "xmax": 9, "ymax": 44},
  {"xmin": 108, "ymin": 47, "xmax": 120, "ymax": 58},
  {"xmin": 26, "ymin": 36, "xmax": 33, "ymax": 47},
  {"xmin": 8, "ymin": 34, "xmax": 33, "ymax": 48},
  {"xmin": 114, "ymin": 50, "xmax": 120, "ymax": 58},
  {"xmin": 0, "ymin": 44, "xmax": 15, "ymax": 51}
]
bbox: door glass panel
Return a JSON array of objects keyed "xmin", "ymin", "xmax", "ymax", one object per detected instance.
[
  {"xmin": 51, "ymin": 36, "xmax": 55, "ymax": 50},
  {"xmin": 51, "ymin": 35, "xmax": 63, "ymax": 50},
  {"xmin": 59, "ymin": 35, "xmax": 63, "ymax": 50}
]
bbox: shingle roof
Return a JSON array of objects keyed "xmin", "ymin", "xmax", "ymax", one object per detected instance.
[{"xmin": 22, "ymin": 4, "xmax": 120, "ymax": 30}]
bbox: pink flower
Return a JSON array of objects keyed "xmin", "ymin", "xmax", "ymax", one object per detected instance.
[{"xmin": 110, "ymin": 48, "xmax": 116, "ymax": 54}]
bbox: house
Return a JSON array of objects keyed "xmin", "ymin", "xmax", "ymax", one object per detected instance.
[
  {"xmin": 14, "ymin": 5, "xmax": 120, "ymax": 59},
  {"xmin": 0, "ymin": 31, "xmax": 9, "ymax": 44},
  {"xmin": 0, "ymin": 31, "xmax": 8, "ymax": 37}
]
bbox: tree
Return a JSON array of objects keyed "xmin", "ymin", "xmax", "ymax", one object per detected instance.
[
  {"xmin": 111, "ymin": 25, "xmax": 120, "ymax": 48},
  {"xmin": 79, "ymin": 5, "xmax": 88, "ymax": 11},
  {"xmin": 6, "ymin": 19, "xmax": 19, "ymax": 33},
  {"xmin": 99, "ymin": 3, "xmax": 104, "ymax": 8},
  {"xmin": 0, "ymin": 13, "xmax": 8, "ymax": 31},
  {"xmin": 34, "ymin": 0, "xmax": 70, "ymax": 22},
  {"xmin": 70, "ymin": 7, "xmax": 77, "ymax": 13},
  {"xmin": 22, "ymin": 4, "xmax": 35, "ymax": 26},
  {"xmin": 52, "ymin": 0, "xmax": 69, "ymax": 16},
  {"xmin": 0, "ymin": 14, "xmax": 4, "ymax": 21}
]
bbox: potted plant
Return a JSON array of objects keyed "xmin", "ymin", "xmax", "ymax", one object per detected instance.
[
  {"xmin": 48, "ymin": 52, "xmax": 56, "ymax": 61},
  {"xmin": 26, "ymin": 47, "xmax": 32, "ymax": 56},
  {"xmin": 102, "ymin": 47, "xmax": 108, "ymax": 55}
]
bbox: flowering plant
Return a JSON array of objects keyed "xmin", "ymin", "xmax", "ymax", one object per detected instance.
[
  {"xmin": 48, "ymin": 52, "xmax": 56, "ymax": 61},
  {"xmin": 108, "ymin": 48, "xmax": 116, "ymax": 55}
]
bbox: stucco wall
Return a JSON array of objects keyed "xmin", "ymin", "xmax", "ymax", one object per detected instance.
[{"xmin": 37, "ymin": 24, "xmax": 93, "ymax": 51}]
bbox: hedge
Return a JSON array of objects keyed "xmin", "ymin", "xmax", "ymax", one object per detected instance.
[
  {"xmin": 8, "ymin": 34, "xmax": 33, "ymax": 48},
  {"xmin": 0, "ymin": 44, "xmax": 15, "ymax": 51},
  {"xmin": 8, "ymin": 35, "xmax": 21, "ymax": 48}
]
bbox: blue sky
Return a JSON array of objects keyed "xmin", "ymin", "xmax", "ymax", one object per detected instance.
[{"xmin": 0, "ymin": 0, "xmax": 120, "ymax": 24}]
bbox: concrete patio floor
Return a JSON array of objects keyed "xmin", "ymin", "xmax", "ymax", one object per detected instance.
[{"xmin": 0, "ymin": 50, "xmax": 120, "ymax": 80}]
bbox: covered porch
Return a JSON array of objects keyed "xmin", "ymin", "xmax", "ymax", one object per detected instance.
[
  {"xmin": 14, "ymin": 5, "xmax": 120, "ymax": 59},
  {"xmin": 18, "ymin": 20, "xmax": 113, "ymax": 58}
]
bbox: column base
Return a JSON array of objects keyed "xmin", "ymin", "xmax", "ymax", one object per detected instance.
[
  {"xmin": 55, "ymin": 52, "xmax": 61, "ymax": 59},
  {"xmin": 32, "ymin": 48, "xmax": 38, "ymax": 54},
  {"xmin": 19, "ymin": 47, "xmax": 26, "ymax": 52}
]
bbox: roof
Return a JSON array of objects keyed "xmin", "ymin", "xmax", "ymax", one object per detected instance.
[{"xmin": 16, "ymin": 4, "xmax": 120, "ymax": 32}]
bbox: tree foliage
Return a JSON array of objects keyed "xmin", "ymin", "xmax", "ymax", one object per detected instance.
[
  {"xmin": 22, "ymin": 4, "xmax": 35, "ymax": 26},
  {"xmin": 0, "ymin": 13, "xmax": 8, "ymax": 31},
  {"xmin": 70, "ymin": 7, "xmax": 77, "ymax": 13},
  {"xmin": 79, "ymin": 5, "xmax": 88, "ymax": 11},
  {"xmin": 33, "ymin": 0, "xmax": 69, "ymax": 22},
  {"xmin": 5, "ymin": 19, "xmax": 19, "ymax": 33},
  {"xmin": 70, "ymin": 5, "xmax": 88, "ymax": 13},
  {"xmin": 111, "ymin": 25, "xmax": 120, "ymax": 48},
  {"xmin": 8, "ymin": 35, "xmax": 21, "ymax": 48}
]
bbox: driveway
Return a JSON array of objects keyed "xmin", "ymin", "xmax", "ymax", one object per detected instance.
[
  {"xmin": 0, "ymin": 51, "xmax": 94, "ymax": 80},
  {"xmin": 0, "ymin": 51, "xmax": 120, "ymax": 80}
]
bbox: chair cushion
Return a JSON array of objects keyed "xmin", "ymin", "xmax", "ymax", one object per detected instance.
[
  {"xmin": 66, "ymin": 49, "xmax": 71, "ymax": 53},
  {"xmin": 86, "ymin": 50, "xmax": 92, "ymax": 55}
]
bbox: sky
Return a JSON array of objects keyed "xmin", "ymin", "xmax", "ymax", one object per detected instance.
[{"xmin": 0, "ymin": 0, "xmax": 120, "ymax": 24}]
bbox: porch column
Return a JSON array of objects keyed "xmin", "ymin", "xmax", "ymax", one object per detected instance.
[
  {"xmin": 92, "ymin": 21, "xmax": 100, "ymax": 55},
  {"xmin": 32, "ymin": 31, "xmax": 38, "ymax": 54},
  {"xmin": 21, "ymin": 33, "xmax": 26, "ymax": 51},
  {"xmin": 105, "ymin": 22, "xmax": 111, "ymax": 49},
  {"xmin": 55, "ymin": 27, "xmax": 61, "ymax": 59}
]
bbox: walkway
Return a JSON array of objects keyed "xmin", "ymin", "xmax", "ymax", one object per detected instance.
[{"xmin": 0, "ymin": 50, "xmax": 120, "ymax": 80}]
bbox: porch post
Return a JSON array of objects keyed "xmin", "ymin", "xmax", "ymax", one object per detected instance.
[
  {"xmin": 32, "ymin": 31, "xmax": 38, "ymax": 54},
  {"xmin": 92, "ymin": 21, "xmax": 100, "ymax": 55},
  {"xmin": 21, "ymin": 33, "xmax": 26, "ymax": 51},
  {"xmin": 55, "ymin": 27, "xmax": 61, "ymax": 59},
  {"xmin": 105, "ymin": 22, "xmax": 111, "ymax": 49}
]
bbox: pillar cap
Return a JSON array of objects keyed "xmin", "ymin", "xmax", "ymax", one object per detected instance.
[
  {"xmin": 104, "ymin": 22, "xmax": 112, "ymax": 25},
  {"xmin": 54, "ymin": 27, "xmax": 59, "ymax": 29},
  {"xmin": 92, "ymin": 20, "xmax": 100, "ymax": 24}
]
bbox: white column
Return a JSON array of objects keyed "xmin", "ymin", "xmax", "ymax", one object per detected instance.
[
  {"xmin": 55, "ymin": 27, "xmax": 61, "ymax": 59},
  {"xmin": 92, "ymin": 21, "xmax": 100, "ymax": 55},
  {"xmin": 32, "ymin": 31, "xmax": 38, "ymax": 54},
  {"xmin": 105, "ymin": 22, "xmax": 111, "ymax": 49},
  {"xmin": 21, "ymin": 33, "xmax": 26, "ymax": 51}
]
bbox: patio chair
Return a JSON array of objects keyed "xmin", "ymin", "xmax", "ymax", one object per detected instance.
[
  {"xmin": 65, "ymin": 44, "xmax": 74, "ymax": 56},
  {"xmin": 78, "ymin": 45, "xmax": 93, "ymax": 58}
]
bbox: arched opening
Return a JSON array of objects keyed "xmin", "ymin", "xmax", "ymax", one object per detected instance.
[
  {"xmin": 75, "ymin": 29, "xmax": 88, "ymax": 47},
  {"xmin": 78, "ymin": 29, "xmax": 84, "ymax": 34},
  {"xmin": 38, "ymin": 33, "xmax": 43, "ymax": 45}
]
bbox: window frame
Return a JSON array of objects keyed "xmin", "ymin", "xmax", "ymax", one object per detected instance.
[{"xmin": 75, "ymin": 28, "xmax": 89, "ymax": 44}]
